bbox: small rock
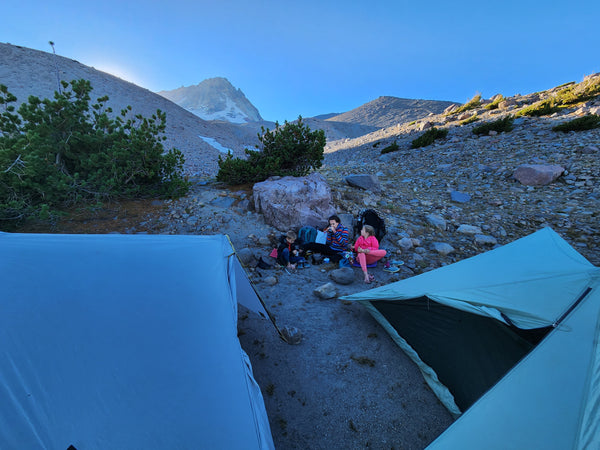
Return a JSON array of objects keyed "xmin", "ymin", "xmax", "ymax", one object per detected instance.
[
  {"xmin": 313, "ymin": 282, "xmax": 338, "ymax": 299},
  {"xmin": 263, "ymin": 276, "xmax": 278, "ymax": 286},
  {"xmin": 475, "ymin": 234, "xmax": 498, "ymax": 246},
  {"xmin": 450, "ymin": 191, "xmax": 472, "ymax": 203},
  {"xmin": 281, "ymin": 326, "xmax": 302, "ymax": 345},
  {"xmin": 344, "ymin": 174, "xmax": 382, "ymax": 193},
  {"xmin": 426, "ymin": 214, "xmax": 447, "ymax": 231},
  {"xmin": 398, "ymin": 237, "xmax": 413, "ymax": 251},
  {"xmin": 457, "ymin": 224, "xmax": 483, "ymax": 235},
  {"xmin": 329, "ymin": 267, "xmax": 355, "ymax": 285},
  {"xmin": 209, "ymin": 196, "xmax": 236, "ymax": 208},
  {"xmin": 258, "ymin": 237, "xmax": 271, "ymax": 246},
  {"xmin": 431, "ymin": 242, "xmax": 455, "ymax": 256}
]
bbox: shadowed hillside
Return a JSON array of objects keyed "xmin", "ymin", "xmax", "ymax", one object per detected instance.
[
  {"xmin": 0, "ymin": 42, "xmax": 268, "ymax": 177},
  {"xmin": 328, "ymin": 96, "xmax": 456, "ymax": 128}
]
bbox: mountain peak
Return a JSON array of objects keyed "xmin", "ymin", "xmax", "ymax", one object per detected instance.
[{"xmin": 158, "ymin": 78, "xmax": 262, "ymax": 123}]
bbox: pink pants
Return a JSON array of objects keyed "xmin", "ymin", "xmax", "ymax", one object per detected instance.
[{"xmin": 356, "ymin": 249, "xmax": 386, "ymax": 272}]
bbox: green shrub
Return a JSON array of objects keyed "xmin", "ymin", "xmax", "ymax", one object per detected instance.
[
  {"xmin": 552, "ymin": 115, "xmax": 600, "ymax": 133},
  {"xmin": 447, "ymin": 94, "xmax": 482, "ymax": 116},
  {"xmin": 472, "ymin": 116, "xmax": 515, "ymax": 135},
  {"xmin": 516, "ymin": 98, "xmax": 560, "ymax": 117},
  {"xmin": 380, "ymin": 141, "xmax": 399, "ymax": 154},
  {"xmin": 517, "ymin": 77, "xmax": 600, "ymax": 117},
  {"xmin": 411, "ymin": 127, "xmax": 448, "ymax": 148},
  {"xmin": 555, "ymin": 81, "xmax": 576, "ymax": 89},
  {"xmin": 216, "ymin": 116, "xmax": 325, "ymax": 185},
  {"xmin": 460, "ymin": 115, "xmax": 479, "ymax": 126},
  {"xmin": 0, "ymin": 80, "xmax": 189, "ymax": 227},
  {"xmin": 554, "ymin": 77, "xmax": 600, "ymax": 106}
]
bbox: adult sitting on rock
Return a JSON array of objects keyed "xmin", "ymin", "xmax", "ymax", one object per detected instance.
[
  {"xmin": 302, "ymin": 215, "xmax": 350, "ymax": 262},
  {"xmin": 354, "ymin": 224, "xmax": 386, "ymax": 283}
]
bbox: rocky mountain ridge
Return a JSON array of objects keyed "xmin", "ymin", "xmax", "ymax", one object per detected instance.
[
  {"xmin": 157, "ymin": 77, "xmax": 263, "ymax": 123},
  {"xmin": 328, "ymin": 96, "xmax": 456, "ymax": 128},
  {"xmin": 1, "ymin": 42, "xmax": 463, "ymax": 175}
]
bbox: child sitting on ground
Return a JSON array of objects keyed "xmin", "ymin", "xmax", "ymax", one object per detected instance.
[
  {"xmin": 277, "ymin": 230, "xmax": 306, "ymax": 270},
  {"xmin": 354, "ymin": 224, "xmax": 387, "ymax": 283}
]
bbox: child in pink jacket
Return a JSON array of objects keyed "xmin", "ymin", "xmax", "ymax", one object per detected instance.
[{"xmin": 354, "ymin": 224, "xmax": 387, "ymax": 283}]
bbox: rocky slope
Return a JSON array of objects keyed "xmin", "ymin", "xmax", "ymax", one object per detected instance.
[
  {"xmin": 157, "ymin": 77, "xmax": 263, "ymax": 123},
  {"xmin": 157, "ymin": 74, "xmax": 600, "ymax": 270}
]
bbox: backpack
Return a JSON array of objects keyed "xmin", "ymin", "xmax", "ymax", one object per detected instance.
[
  {"xmin": 354, "ymin": 209, "xmax": 387, "ymax": 243},
  {"xmin": 297, "ymin": 226, "xmax": 318, "ymax": 245}
]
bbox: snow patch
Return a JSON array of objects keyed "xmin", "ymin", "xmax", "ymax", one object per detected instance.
[
  {"xmin": 198, "ymin": 136, "xmax": 232, "ymax": 154},
  {"xmin": 188, "ymin": 97, "xmax": 249, "ymax": 123}
]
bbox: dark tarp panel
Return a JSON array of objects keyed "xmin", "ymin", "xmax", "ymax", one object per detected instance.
[{"xmin": 371, "ymin": 296, "xmax": 550, "ymax": 411}]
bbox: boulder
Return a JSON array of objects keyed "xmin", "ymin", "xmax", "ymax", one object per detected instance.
[
  {"xmin": 253, "ymin": 173, "xmax": 337, "ymax": 231},
  {"xmin": 237, "ymin": 248, "xmax": 257, "ymax": 266},
  {"xmin": 498, "ymin": 98, "xmax": 517, "ymax": 109},
  {"xmin": 443, "ymin": 104, "xmax": 459, "ymax": 115},
  {"xmin": 329, "ymin": 267, "xmax": 355, "ymax": 285},
  {"xmin": 344, "ymin": 174, "xmax": 382, "ymax": 193},
  {"xmin": 513, "ymin": 164, "xmax": 565, "ymax": 186},
  {"xmin": 419, "ymin": 121, "xmax": 433, "ymax": 131},
  {"xmin": 457, "ymin": 112, "xmax": 476, "ymax": 121},
  {"xmin": 338, "ymin": 213, "xmax": 355, "ymax": 240}
]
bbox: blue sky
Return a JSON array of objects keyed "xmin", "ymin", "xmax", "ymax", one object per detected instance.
[{"xmin": 3, "ymin": 0, "xmax": 599, "ymax": 122}]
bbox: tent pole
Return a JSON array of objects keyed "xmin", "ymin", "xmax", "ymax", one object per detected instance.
[{"xmin": 553, "ymin": 287, "xmax": 592, "ymax": 328}]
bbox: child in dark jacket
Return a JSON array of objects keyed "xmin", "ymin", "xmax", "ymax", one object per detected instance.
[{"xmin": 277, "ymin": 231, "xmax": 306, "ymax": 270}]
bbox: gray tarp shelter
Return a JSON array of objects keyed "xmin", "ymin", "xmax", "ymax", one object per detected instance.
[
  {"xmin": 342, "ymin": 227, "xmax": 599, "ymax": 449},
  {"xmin": 0, "ymin": 233, "xmax": 274, "ymax": 449}
]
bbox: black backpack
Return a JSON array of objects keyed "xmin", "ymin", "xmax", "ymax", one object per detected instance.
[{"xmin": 354, "ymin": 209, "xmax": 386, "ymax": 243}]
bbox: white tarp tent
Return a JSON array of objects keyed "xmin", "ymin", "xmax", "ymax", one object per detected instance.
[
  {"xmin": 342, "ymin": 227, "xmax": 600, "ymax": 449},
  {"xmin": 0, "ymin": 232, "xmax": 274, "ymax": 449}
]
